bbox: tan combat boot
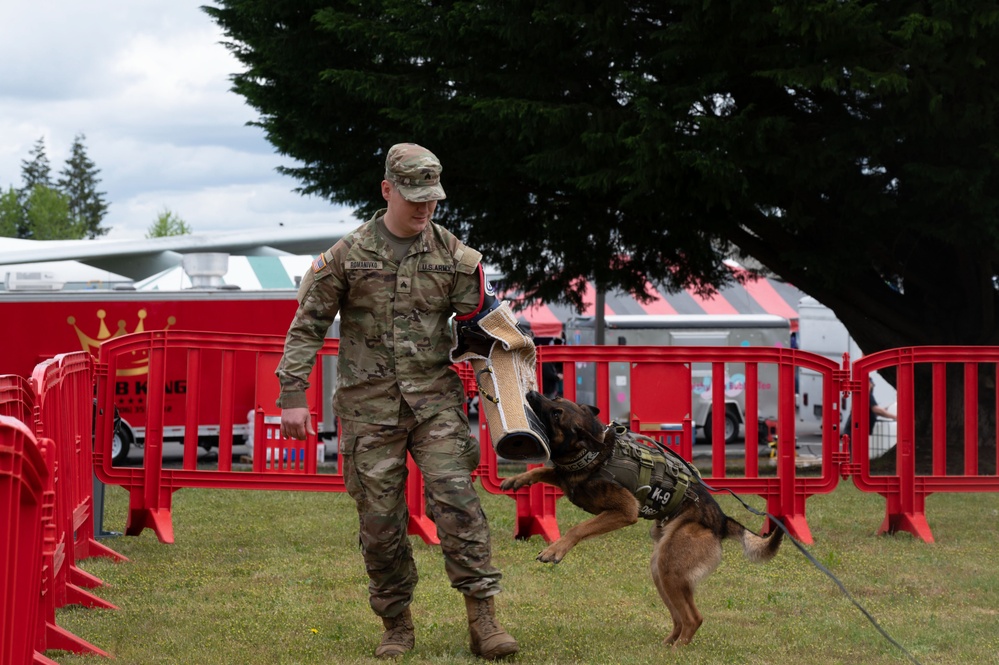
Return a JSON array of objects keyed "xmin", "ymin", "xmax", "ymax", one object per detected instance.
[
  {"xmin": 374, "ymin": 607, "xmax": 415, "ymax": 659},
  {"xmin": 464, "ymin": 595, "xmax": 519, "ymax": 660}
]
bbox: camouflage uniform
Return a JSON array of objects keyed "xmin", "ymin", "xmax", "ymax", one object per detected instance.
[{"xmin": 276, "ymin": 206, "xmax": 503, "ymax": 618}]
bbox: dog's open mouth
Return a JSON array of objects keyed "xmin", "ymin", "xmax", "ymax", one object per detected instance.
[{"xmin": 525, "ymin": 391, "xmax": 554, "ymax": 433}]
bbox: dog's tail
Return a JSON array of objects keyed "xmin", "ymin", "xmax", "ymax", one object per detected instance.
[{"xmin": 725, "ymin": 518, "xmax": 783, "ymax": 563}]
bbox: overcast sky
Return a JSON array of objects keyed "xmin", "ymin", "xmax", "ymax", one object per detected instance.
[{"xmin": 0, "ymin": 2, "xmax": 355, "ymax": 240}]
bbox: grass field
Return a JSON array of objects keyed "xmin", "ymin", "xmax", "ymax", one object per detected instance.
[{"xmin": 52, "ymin": 478, "xmax": 999, "ymax": 665}]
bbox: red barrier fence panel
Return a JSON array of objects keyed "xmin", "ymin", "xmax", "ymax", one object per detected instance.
[
  {"xmin": 0, "ymin": 374, "xmax": 36, "ymax": 425},
  {"xmin": 31, "ymin": 354, "xmax": 122, "ymax": 608},
  {"xmin": 94, "ymin": 329, "xmax": 475, "ymax": 547},
  {"xmin": 469, "ymin": 345, "xmax": 846, "ymax": 546},
  {"xmin": 94, "ymin": 331, "xmax": 351, "ymax": 544},
  {"xmin": 0, "ymin": 416, "xmax": 49, "ymax": 665},
  {"xmin": 0, "ymin": 384, "xmax": 71, "ymax": 663},
  {"xmin": 27, "ymin": 355, "xmax": 118, "ymax": 660},
  {"xmin": 32, "ymin": 352, "xmax": 127, "ymax": 571},
  {"xmin": 82, "ymin": 329, "xmax": 999, "ymax": 552},
  {"xmin": 851, "ymin": 347, "xmax": 999, "ymax": 543}
]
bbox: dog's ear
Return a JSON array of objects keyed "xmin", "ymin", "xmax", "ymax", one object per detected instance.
[
  {"xmin": 584, "ymin": 404, "xmax": 600, "ymax": 417},
  {"xmin": 578, "ymin": 423, "xmax": 610, "ymax": 452}
]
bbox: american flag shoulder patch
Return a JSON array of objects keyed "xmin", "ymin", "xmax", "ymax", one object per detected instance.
[{"xmin": 312, "ymin": 252, "xmax": 328, "ymax": 273}]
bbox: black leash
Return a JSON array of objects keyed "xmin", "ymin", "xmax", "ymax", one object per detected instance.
[
  {"xmin": 628, "ymin": 431, "xmax": 923, "ymax": 665},
  {"xmin": 704, "ymin": 479, "xmax": 924, "ymax": 665}
]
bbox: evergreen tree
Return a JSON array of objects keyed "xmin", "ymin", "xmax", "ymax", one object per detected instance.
[
  {"xmin": 18, "ymin": 137, "xmax": 78, "ymax": 239},
  {"xmin": 146, "ymin": 208, "xmax": 192, "ymax": 238},
  {"xmin": 20, "ymin": 137, "xmax": 52, "ymax": 197},
  {"xmin": 57, "ymin": 134, "xmax": 110, "ymax": 238}
]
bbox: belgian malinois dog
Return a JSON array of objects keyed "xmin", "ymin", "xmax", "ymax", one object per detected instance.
[{"xmin": 500, "ymin": 391, "xmax": 783, "ymax": 646}]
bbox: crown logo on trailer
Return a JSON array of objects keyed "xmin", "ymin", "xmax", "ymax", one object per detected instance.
[{"xmin": 67, "ymin": 309, "xmax": 176, "ymax": 377}]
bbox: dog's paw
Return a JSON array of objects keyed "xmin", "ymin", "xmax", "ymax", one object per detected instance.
[
  {"xmin": 536, "ymin": 545, "xmax": 564, "ymax": 564},
  {"xmin": 499, "ymin": 477, "xmax": 524, "ymax": 491}
]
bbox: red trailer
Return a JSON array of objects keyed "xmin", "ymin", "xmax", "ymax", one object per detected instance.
[{"xmin": 0, "ymin": 288, "xmax": 329, "ymax": 463}]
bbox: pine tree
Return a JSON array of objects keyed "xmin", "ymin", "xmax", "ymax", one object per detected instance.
[
  {"xmin": 57, "ymin": 134, "xmax": 110, "ymax": 238},
  {"xmin": 20, "ymin": 137, "xmax": 52, "ymax": 196}
]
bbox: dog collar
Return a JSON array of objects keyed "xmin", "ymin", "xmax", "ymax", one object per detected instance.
[
  {"xmin": 554, "ymin": 449, "xmax": 601, "ymax": 472},
  {"xmin": 552, "ymin": 425, "xmax": 614, "ymax": 472}
]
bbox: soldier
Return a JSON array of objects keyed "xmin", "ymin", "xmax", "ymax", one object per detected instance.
[{"xmin": 276, "ymin": 143, "xmax": 518, "ymax": 660}]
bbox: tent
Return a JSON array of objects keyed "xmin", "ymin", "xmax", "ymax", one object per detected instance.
[{"xmin": 508, "ymin": 273, "xmax": 805, "ymax": 338}]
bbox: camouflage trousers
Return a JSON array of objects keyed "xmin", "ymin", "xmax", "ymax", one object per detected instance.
[{"xmin": 340, "ymin": 403, "xmax": 503, "ymax": 618}]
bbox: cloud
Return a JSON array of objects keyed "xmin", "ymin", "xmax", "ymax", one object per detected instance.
[{"xmin": 0, "ymin": 1, "xmax": 353, "ymax": 240}]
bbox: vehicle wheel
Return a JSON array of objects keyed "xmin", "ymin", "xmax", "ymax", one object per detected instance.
[
  {"xmin": 703, "ymin": 411, "xmax": 740, "ymax": 444},
  {"xmin": 111, "ymin": 422, "xmax": 133, "ymax": 465}
]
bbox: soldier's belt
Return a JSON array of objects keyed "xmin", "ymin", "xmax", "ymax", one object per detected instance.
[{"xmin": 452, "ymin": 302, "xmax": 550, "ymax": 463}]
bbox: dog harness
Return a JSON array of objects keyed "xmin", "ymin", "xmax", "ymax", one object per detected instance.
[{"xmin": 598, "ymin": 424, "xmax": 701, "ymax": 521}]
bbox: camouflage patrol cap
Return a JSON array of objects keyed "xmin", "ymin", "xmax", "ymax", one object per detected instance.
[{"xmin": 384, "ymin": 143, "xmax": 446, "ymax": 202}]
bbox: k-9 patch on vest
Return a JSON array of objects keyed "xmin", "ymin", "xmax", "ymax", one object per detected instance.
[{"xmin": 639, "ymin": 485, "xmax": 674, "ymax": 518}]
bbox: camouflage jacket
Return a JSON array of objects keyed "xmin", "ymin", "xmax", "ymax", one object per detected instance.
[{"xmin": 275, "ymin": 210, "xmax": 483, "ymax": 425}]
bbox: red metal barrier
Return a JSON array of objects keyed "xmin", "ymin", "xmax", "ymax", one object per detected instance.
[
  {"xmin": 0, "ymin": 416, "xmax": 49, "ymax": 665},
  {"xmin": 850, "ymin": 347, "xmax": 999, "ymax": 543}
]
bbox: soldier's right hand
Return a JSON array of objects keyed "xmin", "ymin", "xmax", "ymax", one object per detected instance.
[{"xmin": 281, "ymin": 407, "xmax": 315, "ymax": 440}]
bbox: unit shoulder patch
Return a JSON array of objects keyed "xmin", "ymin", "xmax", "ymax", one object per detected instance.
[{"xmin": 455, "ymin": 246, "xmax": 482, "ymax": 275}]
